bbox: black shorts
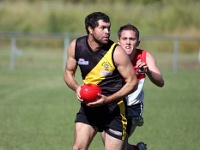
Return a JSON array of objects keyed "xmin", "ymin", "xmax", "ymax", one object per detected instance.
[{"xmin": 75, "ymin": 99, "xmax": 127, "ymax": 140}]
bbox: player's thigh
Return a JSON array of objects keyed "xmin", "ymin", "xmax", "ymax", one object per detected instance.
[
  {"xmin": 104, "ymin": 132, "xmax": 124, "ymax": 150},
  {"xmin": 101, "ymin": 131, "xmax": 106, "ymax": 145},
  {"xmin": 74, "ymin": 122, "xmax": 97, "ymax": 149}
]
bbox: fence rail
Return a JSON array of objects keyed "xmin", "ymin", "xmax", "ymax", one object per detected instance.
[{"xmin": 0, "ymin": 32, "xmax": 200, "ymax": 72}]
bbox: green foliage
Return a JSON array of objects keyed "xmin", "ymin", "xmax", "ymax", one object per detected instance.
[
  {"xmin": 0, "ymin": 0, "xmax": 199, "ymax": 36},
  {"xmin": 2, "ymin": 0, "xmax": 198, "ymax": 4}
]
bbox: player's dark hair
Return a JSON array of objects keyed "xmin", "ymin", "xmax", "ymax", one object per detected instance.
[
  {"xmin": 85, "ymin": 12, "xmax": 110, "ymax": 34},
  {"xmin": 118, "ymin": 24, "xmax": 140, "ymax": 40}
]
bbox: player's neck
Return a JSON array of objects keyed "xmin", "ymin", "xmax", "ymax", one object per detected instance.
[
  {"xmin": 88, "ymin": 37, "xmax": 102, "ymax": 51},
  {"xmin": 129, "ymin": 49, "xmax": 137, "ymax": 61}
]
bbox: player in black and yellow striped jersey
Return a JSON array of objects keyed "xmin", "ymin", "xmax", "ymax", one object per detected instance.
[
  {"xmin": 64, "ymin": 12, "xmax": 138, "ymax": 150},
  {"xmin": 75, "ymin": 36, "xmax": 125, "ymax": 96}
]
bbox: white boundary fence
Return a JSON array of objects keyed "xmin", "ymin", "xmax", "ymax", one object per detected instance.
[
  {"xmin": 0, "ymin": 32, "xmax": 200, "ymax": 72},
  {"xmin": 141, "ymin": 35, "xmax": 200, "ymax": 72}
]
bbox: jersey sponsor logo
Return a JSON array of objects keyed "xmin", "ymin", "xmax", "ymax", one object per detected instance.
[
  {"xmin": 78, "ymin": 58, "xmax": 89, "ymax": 65},
  {"xmin": 102, "ymin": 62, "xmax": 110, "ymax": 70},
  {"xmin": 100, "ymin": 70, "xmax": 113, "ymax": 76},
  {"xmin": 100, "ymin": 62, "xmax": 113, "ymax": 76}
]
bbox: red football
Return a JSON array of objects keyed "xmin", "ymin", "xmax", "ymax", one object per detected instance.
[{"xmin": 80, "ymin": 84, "xmax": 102, "ymax": 102}]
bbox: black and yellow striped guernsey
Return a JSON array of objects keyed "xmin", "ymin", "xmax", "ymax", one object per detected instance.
[
  {"xmin": 75, "ymin": 36, "xmax": 125, "ymax": 97},
  {"xmin": 75, "ymin": 36, "xmax": 127, "ymax": 140}
]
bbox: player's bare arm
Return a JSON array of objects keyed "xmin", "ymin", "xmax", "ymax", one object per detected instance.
[
  {"xmin": 64, "ymin": 39, "xmax": 83, "ymax": 101},
  {"xmin": 107, "ymin": 46, "xmax": 138, "ymax": 102},
  {"xmin": 145, "ymin": 52, "xmax": 164, "ymax": 87},
  {"xmin": 87, "ymin": 46, "xmax": 138, "ymax": 107}
]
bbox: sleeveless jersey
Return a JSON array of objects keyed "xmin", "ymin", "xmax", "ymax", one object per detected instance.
[
  {"xmin": 126, "ymin": 49, "xmax": 147, "ymax": 106},
  {"xmin": 75, "ymin": 36, "xmax": 125, "ymax": 97}
]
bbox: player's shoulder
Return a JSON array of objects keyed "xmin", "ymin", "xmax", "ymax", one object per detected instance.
[
  {"xmin": 144, "ymin": 50, "xmax": 153, "ymax": 57},
  {"xmin": 68, "ymin": 39, "xmax": 76, "ymax": 50},
  {"xmin": 114, "ymin": 44, "xmax": 129, "ymax": 60},
  {"xmin": 115, "ymin": 44, "xmax": 126, "ymax": 54},
  {"xmin": 137, "ymin": 49, "xmax": 153, "ymax": 57},
  {"xmin": 137, "ymin": 49, "xmax": 147, "ymax": 53},
  {"xmin": 145, "ymin": 50, "xmax": 156, "ymax": 62},
  {"xmin": 70, "ymin": 36, "xmax": 87, "ymax": 46}
]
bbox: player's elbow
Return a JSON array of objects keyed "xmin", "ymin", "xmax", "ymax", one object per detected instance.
[
  {"xmin": 157, "ymin": 80, "xmax": 165, "ymax": 87},
  {"xmin": 160, "ymin": 80, "xmax": 165, "ymax": 87},
  {"xmin": 131, "ymin": 80, "xmax": 138, "ymax": 93},
  {"xmin": 63, "ymin": 71, "xmax": 70, "ymax": 84},
  {"xmin": 63, "ymin": 72, "xmax": 67, "ymax": 83}
]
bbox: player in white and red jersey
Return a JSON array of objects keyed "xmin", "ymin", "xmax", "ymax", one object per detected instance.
[{"xmin": 117, "ymin": 24, "xmax": 165, "ymax": 150}]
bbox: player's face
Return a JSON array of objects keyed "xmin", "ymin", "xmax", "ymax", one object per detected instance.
[
  {"xmin": 118, "ymin": 30, "xmax": 140, "ymax": 55},
  {"xmin": 92, "ymin": 20, "xmax": 110, "ymax": 44}
]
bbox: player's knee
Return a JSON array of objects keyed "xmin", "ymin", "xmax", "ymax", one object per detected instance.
[
  {"xmin": 72, "ymin": 144, "xmax": 78, "ymax": 150},
  {"xmin": 72, "ymin": 145, "xmax": 77, "ymax": 150},
  {"xmin": 73, "ymin": 144, "xmax": 85, "ymax": 150}
]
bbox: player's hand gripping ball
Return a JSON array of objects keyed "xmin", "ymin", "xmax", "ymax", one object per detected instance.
[{"xmin": 80, "ymin": 84, "xmax": 102, "ymax": 102}]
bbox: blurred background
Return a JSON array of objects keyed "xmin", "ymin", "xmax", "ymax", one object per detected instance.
[
  {"xmin": 0, "ymin": 0, "xmax": 199, "ymax": 71},
  {"xmin": 0, "ymin": 0, "xmax": 200, "ymax": 150}
]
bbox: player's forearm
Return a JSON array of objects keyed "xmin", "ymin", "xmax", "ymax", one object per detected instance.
[
  {"xmin": 107, "ymin": 80, "xmax": 138, "ymax": 103},
  {"xmin": 146, "ymin": 68, "xmax": 164, "ymax": 87},
  {"xmin": 64, "ymin": 72, "xmax": 79, "ymax": 92}
]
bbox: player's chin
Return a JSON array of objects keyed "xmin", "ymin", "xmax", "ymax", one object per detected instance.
[
  {"xmin": 101, "ymin": 38, "xmax": 109, "ymax": 44},
  {"xmin": 125, "ymin": 49, "xmax": 133, "ymax": 54}
]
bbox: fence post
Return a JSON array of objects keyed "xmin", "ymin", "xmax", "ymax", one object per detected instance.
[
  {"xmin": 173, "ymin": 38, "xmax": 179, "ymax": 72},
  {"xmin": 63, "ymin": 36, "xmax": 69, "ymax": 70},
  {"xmin": 10, "ymin": 36, "xmax": 16, "ymax": 70}
]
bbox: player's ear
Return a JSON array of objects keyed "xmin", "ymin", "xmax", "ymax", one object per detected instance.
[
  {"xmin": 117, "ymin": 40, "xmax": 120, "ymax": 45},
  {"xmin": 136, "ymin": 40, "xmax": 140, "ymax": 47},
  {"xmin": 88, "ymin": 26, "xmax": 93, "ymax": 34}
]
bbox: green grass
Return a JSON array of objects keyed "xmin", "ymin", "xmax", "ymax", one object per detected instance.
[
  {"xmin": 131, "ymin": 70, "xmax": 200, "ymax": 149},
  {"xmin": 0, "ymin": 45, "xmax": 200, "ymax": 150}
]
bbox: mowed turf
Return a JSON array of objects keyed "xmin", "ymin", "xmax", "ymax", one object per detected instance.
[{"xmin": 0, "ymin": 48, "xmax": 200, "ymax": 150}]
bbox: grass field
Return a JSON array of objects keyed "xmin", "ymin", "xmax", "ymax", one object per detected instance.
[{"xmin": 0, "ymin": 46, "xmax": 200, "ymax": 150}]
